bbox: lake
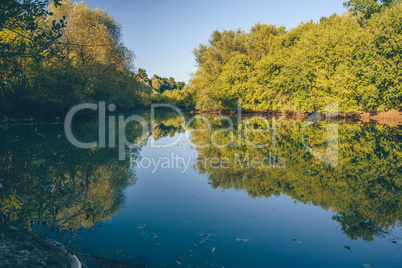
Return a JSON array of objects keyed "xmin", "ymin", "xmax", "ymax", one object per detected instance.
[{"xmin": 0, "ymin": 109, "xmax": 401, "ymax": 267}]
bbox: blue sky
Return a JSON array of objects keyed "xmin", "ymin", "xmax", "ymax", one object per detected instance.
[{"xmin": 73, "ymin": 0, "xmax": 347, "ymax": 83}]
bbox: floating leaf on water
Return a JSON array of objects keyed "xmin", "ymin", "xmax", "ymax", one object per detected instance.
[
  {"xmin": 362, "ymin": 264, "xmax": 374, "ymax": 268},
  {"xmin": 199, "ymin": 230, "xmax": 212, "ymax": 238},
  {"xmin": 32, "ymin": 158, "xmax": 45, "ymax": 165},
  {"xmin": 344, "ymin": 246, "xmax": 351, "ymax": 251},
  {"xmin": 137, "ymin": 224, "xmax": 146, "ymax": 230}
]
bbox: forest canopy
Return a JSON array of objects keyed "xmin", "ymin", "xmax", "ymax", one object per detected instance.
[{"xmin": 188, "ymin": 1, "xmax": 402, "ymax": 113}]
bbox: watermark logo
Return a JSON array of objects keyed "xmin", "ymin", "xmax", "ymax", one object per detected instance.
[
  {"xmin": 64, "ymin": 102, "xmax": 339, "ymax": 172},
  {"xmin": 130, "ymin": 152, "xmax": 192, "ymax": 174}
]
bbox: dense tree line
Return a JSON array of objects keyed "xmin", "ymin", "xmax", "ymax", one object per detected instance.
[
  {"xmin": 0, "ymin": 0, "xmax": 152, "ymax": 118},
  {"xmin": 3, "ymin": 1, "xmax": 399, "ymax": 116},
  {"xmin": 137, "ymin": 68, "xmax": 186, "ymax": 93},
  {"xmin": 188, "ymin": 1, "xmax": 402, "ymax": 113},
  {"xmin": 136, "ymin": 67, "xmax": 193, "ymax": 109}
]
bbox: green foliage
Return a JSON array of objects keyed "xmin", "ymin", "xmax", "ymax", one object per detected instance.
[
  {"xmin": 135, "ymin": 69, "xmax": 191, "ymax": 106},
  {"xmin": 0, "ymin": 0, "xmax": 65, "ymax": 59},
  {"xmin": 343, "ymin": 0, "xmax": 401, "ymax": 23},
  {"xmin": 0, "ymin": 0, "xmax": 153, "ymax": 117},
  {"xmin": 149, "ymin": 74, "xmax": 187, "ymax": 94},
  {"xmin": 190, "ymin": 3, "xmax": 402, "ymax": 113},
  {"xmin": 160, "ymin": 85, "xmax": 194, "ymax": 109},
  {"xmin": 151, "ymin": 75, "xmax": 171, "ymax": 93},
  {"xmin": 0, "ymin": 0, "xmax": 66, "ymax": 113},
  {"xmin": 137, "ymin": 67, "xmax": 151, "ymax": 86}
]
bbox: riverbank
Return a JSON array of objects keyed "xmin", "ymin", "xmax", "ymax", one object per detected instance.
[
  {"xmin": 358, "ymin": 110, "xmax": 402, "ymax": 127},
  {"xmin": 1, "ymin": 108, "xmax": 401, "ymax": 127},
  {"xmin": 196, "ymin": 109, "xmax": 402, "ymax": 127}
]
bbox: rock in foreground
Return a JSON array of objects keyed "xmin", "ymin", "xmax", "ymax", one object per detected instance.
[{"xmin": 0, "ymin": 227, "xmax": 81, "ymax": 268}]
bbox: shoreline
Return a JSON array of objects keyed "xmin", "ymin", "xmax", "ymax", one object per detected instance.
[
  {"xmin": 196, "ymin": 108, "xmax": 402, "ymax": 127},
  {"xmin": 0, "ymin": 108, "xmax": 401, "ymax": 127}
]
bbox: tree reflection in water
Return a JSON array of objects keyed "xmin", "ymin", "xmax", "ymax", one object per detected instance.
[
  {"xmin": 0, "ymin": 112, "xmax": 401, "ymax": 246},
  {"xmin": 189, "ymin": 115, "xmax": 402, "ymax": 242}
]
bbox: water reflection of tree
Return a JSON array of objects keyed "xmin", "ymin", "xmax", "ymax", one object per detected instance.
[
  {"xmin": 333, "ymin": 212, "xmax": 387, "ymax": 242},
  {"xmin": 0, "ymin": 112, "xmax": 189, "ymax": 237},
  {"xmin": 0, "ymin": 121, "xmax": 136, "ymax": 236},
  {"xmin": 1, "ymin": 113, "xmax": 401, "ymax": 244},
  {"xmin": 190, "ymin": 118, "xmax": 402, "ymax": 242},
  {"xmin": 151, "ymin": 111, "xmax": 186, "ymax": 140}
]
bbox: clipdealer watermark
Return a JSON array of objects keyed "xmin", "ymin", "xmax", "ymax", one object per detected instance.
[
  {"xmin": 64, "ymin": 102, "xmax": 339, "ymax": 173},
  {"xmin": 130, "ymin": 152, "xmax": 286, "ymax": 174}
]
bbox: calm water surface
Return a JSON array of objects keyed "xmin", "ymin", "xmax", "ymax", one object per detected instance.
[{"xmin": 0, "ymin": 111, "xmax": 401, "ymax": 267}]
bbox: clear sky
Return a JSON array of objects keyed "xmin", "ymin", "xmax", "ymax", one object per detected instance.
[{"xmin": 73, "ymin": 0, "xmax": 347, "ymax": 83}]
